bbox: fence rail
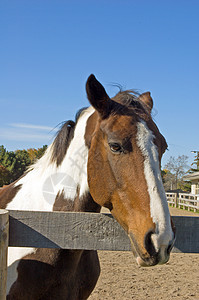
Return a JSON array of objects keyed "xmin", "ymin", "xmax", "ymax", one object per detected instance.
[
  {"xmin": 0, "ymin": 209, "xmax": 199, "ymax": 299},
  {"xmin": 6, "ymin": 209, "xmax": 199, "ymax": 253},
  {"xmin": 166, "ymin": 192, "xmax": 199, "ymax": 212}
]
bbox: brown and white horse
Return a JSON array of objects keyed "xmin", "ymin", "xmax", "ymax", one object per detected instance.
[{"xmin": 0, "ymin": 74, "xmax": 175, "ymax": 299}]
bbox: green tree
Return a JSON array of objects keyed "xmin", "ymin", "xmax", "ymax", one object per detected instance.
[
  {"xmin": 177, "ymin": 180, "xmax": 191, "ymax": 192},
  {"xmin": 0, "ymin": 145, "xmax": 48, "ymax": 185},
  {"xmin": 0, "ymin": 164, "xmax": 10, "ymax": 186},
  {"xmin": 36, "ymin": 145, "xmax": 47, "ymax": 159},
  {"xmin": 190, "ymin": 151, "xmax": 199, "ymax": 172},
  {"xmin": 0, "ymin": 146, "xmax": 16, "ymax": 184},
  {"xmin": 0, "ymin": 146, "xmax": 31, "ymax": 183},
  {"xmin": 1, "ymin": 150, "xmax": 16, "ymax": 174},
  {"xmin": 26, "ymin": 148, "xmax": 38, "ymax": 163},
  {"xmin": 27, "ymin": 145, "xmax": 48, "ymax": 163},
  {"xmin": 0, "ymin": 145, "xmax": 6, "ymax": 163},
  {"xmin": 12, "ymin": 150, "xmax": 31, "ymax": 181}
]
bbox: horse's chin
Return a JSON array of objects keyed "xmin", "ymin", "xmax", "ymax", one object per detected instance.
[
  {"xmin": 136, "ymin": 256, "xmax": 149, "ymax": 267},
  {"xmin": 134, "ymin": 254, "xmax": 158, "ymax": 267},
  {"xmin": 136, "ymin": 256, "xmax": 155, "ymax": 267}
]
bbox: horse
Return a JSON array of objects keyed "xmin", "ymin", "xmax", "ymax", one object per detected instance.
[{"xmin": 0, "ymin": 74, "xmax": 175, "ymax": 299}]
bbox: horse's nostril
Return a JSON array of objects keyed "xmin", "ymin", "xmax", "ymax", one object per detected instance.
[{"xmin": 144, "ymin": 230, "xmax": 156, "ymax": 257}]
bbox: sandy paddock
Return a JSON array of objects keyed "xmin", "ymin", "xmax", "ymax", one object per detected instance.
[{"xmin": 89, "ymin": 208, "xmax": 199, "ymax": 300}]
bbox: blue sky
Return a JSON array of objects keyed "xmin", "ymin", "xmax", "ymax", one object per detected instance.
[{"xmin": 0, "ymin": 0, "xmax": 198, "ymax": 168}]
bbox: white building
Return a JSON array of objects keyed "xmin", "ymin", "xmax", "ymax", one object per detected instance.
[{"xmin": 183, "ymin": 171, "xmax": 199, "ymax": 195}]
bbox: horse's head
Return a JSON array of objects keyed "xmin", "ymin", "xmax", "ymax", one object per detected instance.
[{"xmin": 85, "ymin": 74, "xmax": 175, "ymax": 267}]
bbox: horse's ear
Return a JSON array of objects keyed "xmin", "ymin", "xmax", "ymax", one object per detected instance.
[
  {"xmin": 86, "ymin": 74, "xmax": 112, "ymax": 118},
  {"xmin": 139, "ymin": 92, "xmax": 153, "ymax": 113}
]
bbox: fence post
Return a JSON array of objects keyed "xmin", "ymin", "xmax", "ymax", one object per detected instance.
[
  {"xmin": 0, "ymin": 209, "xmax": 9, "ymax": 300},
  {"xmin": 174, "ymin": 193, "xmax": 178, "ymax": 208}
]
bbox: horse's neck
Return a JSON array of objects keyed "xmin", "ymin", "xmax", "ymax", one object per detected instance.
[{"xmin": 6, "ymin": 107, "xmax": 100, "ymax": 212}]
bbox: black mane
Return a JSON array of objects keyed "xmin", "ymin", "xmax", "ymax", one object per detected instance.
[{"xmin": 51, "ymin": 108, "xmax": 88, "ymax": 167}]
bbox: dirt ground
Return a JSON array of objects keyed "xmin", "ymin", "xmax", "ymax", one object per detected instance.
[{"xmin": 89, "ymin": 207, "xmax": 199, "ymax": 300}]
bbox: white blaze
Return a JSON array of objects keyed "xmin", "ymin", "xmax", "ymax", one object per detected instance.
[{"xmin": 136, "ymin": 120, "xmax": 173, "ymax": 250}]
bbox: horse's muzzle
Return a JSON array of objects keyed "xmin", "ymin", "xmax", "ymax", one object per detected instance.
[{"xmin": 128, "ymin": 231, "xmax": 175, "ymax": 267}]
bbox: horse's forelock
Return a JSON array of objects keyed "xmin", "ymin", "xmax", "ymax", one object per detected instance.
[
  {"xmin": 111, "ymin": 90, "xmax": 150, "ymax": 120},
  {"xmin": 112, "ymin": 89, "xmax": 140, "ymax": 105}
]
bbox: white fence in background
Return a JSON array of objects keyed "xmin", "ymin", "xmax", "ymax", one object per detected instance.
[{"xmin": 166, "ymin": 192, "xmax": 199, "ymax": 212}]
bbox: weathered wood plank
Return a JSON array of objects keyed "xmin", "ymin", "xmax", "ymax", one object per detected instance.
[
  {"xmin": 8, "ymin": 210, "xmax": 130, "ymax": 251},
  {"xmin": 8, "ymin": 210, "xmax": 199, "ymax": 253},
  {"xmin": 0, "ymin": 209, "xmax": 9, "ymax": 300}
]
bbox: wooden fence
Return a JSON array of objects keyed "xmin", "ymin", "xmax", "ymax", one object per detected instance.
[
  {"xmin": 166, "ymin": 192, "xmax": 199, "ymax": 212},
  {"xmin": 0, "ymin": 209, "xmax": 199, "ymax": 299}
]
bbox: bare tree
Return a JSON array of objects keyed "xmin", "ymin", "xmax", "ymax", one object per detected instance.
[
  {"xmin": 164, "ymin": 155, "xmax": 189, "ymax": 190},
  {"xmin": 162, "ymin": 169, "xmax": 175, "ymax": 191}
]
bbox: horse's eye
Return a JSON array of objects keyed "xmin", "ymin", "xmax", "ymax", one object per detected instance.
[{"xmin": 109, "ymin": 143, "xmax": 122, "ymax": 153}]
